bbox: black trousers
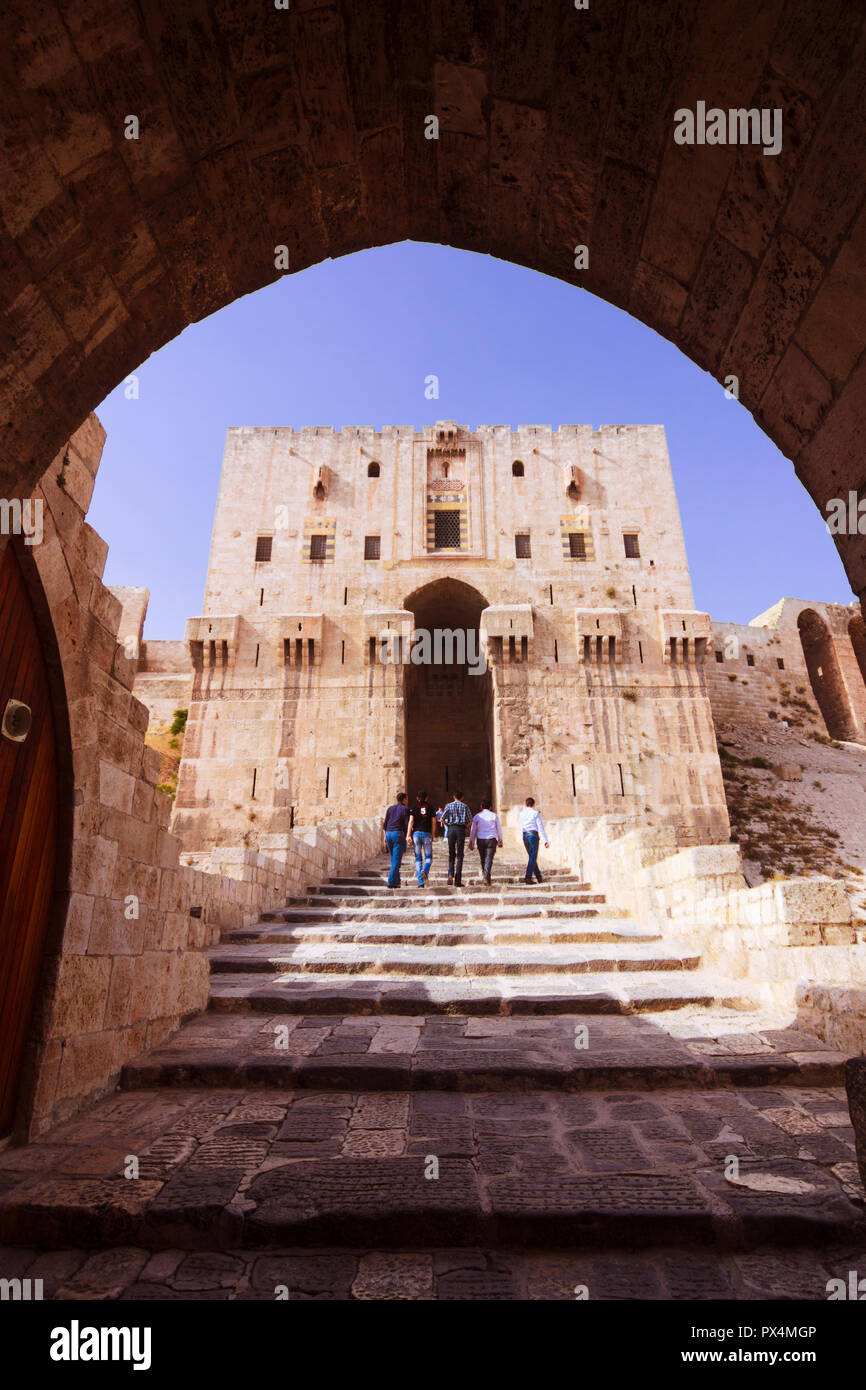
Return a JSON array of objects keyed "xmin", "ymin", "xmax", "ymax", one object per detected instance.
[
  {"xmin": 446, "ymin": 826, "xmax": 466, "ymax": 882},
  {"xmin": 475, "ymin": 837, "xmax": 497, "ymax": 878}
]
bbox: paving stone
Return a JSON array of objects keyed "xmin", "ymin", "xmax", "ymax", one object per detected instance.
[
  {"xmin": 660, "ymin": 1251, "xmax": 736, "ymax": 1300},
  {"xmin": 588, "ymin": 1254, "xmax": 666, "ymax": 1300},
  {"xmin": 23, "ymin": 1249, "xmax": 92, "ymax": 1290},
  {"xmin": 488, "ymin": 1173, "xmax": 716, "ymax": 1245},
  {"xmin": 56, "ymin": 1247, "xmax": 150, "ymax": 1299},
  {"xmin": 245, "ymin": 1159, "xmax": 481, "ymax": 1245},
  {"xmin": 734, "ymin": 1249, "xmax": 836, "ymax": 1300},
  {"xmin": 353, "ymin": 1252, "xmax": 434, "ymax": 1300},
  {"xmin": 568, "ymin": 1128, "xmax": 649, "ymax": 1172},
  {"xmin": 250, "ymin": 1253, "xmax": 356, "ymax": 1296},
  {"xmin": 139, "ymin": 1250, "xmax": 185, "ymax": 1283},
  {"xmin": 351, "ymin": 1096, "xmax": 409, "ymax": 1129},
  {"xmin": 437, "ymin": 1268, "xmax": 519, "ymax": 1299},
  {"xmin": 277, "ymin": 1113, "xmax": 347, "ymax": 1142},
  {"xmin": 173, "ymin": 1252, "xmax": 246, "ymax": 1290},
  {"xmin": 341, "ymin": 1130, "xmax": 405, "ymax": 1158}
]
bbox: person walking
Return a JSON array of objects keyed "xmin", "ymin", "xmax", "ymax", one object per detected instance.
[
  {"xmin": 382, "ymin": 792, "xmax": 411, "ymax": 888},
  {"xmin": 410, "ymin": 792, "xmax": 435, "ymax": 887},
  {"xmin": 520, "ymin": 796, "xmax": 549, "ymax": 884},
  {"xmin": 468, "ymin": 798, "xmax": 503, "ymax": 886},
  {"xmin": 438, "ymin": 791, "xmax": 471, "ymax": 887}
]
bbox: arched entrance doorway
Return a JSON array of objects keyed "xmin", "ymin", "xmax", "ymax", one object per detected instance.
[
  {"xmin": 797, "ymin": 608, "xmax": 855, "ymax": 740},
  {"xmin": 403, "ymin": 579, "xmax": 494, "ymax": 812}
]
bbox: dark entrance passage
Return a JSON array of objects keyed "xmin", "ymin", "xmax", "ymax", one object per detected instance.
[{"xmin": 404, "ymin": 579, "xmax": 494, "ymax": 814}]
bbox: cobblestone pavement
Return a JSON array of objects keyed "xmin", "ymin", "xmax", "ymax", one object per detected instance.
[
  {"xmin": 1, "ymin": 859, "xmax": 863, "ymax": 1299},
  {"xmin": 121, "ymin": 1009, "xmax": 852, "ymax": 1090},
  {"xmin": 2, "ymin": 1241, "xmax": 865, "ymax": 1300},
  {"xmin": 0, "ymin": 1081, "xmax": 862, "ymax": 1265}
]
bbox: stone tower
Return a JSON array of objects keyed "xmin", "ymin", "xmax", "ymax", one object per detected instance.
[{"xmin": 170, "ymin": 422, "xmax": 729, "ymax": 852}]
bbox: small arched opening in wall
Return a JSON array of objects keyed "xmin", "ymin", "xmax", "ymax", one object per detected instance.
[
  {"xmin": 797, "ymin": 608, "xmax": 856, "ymax": 741},
  {"xmin": 848, "ymin": 613, "xmax": 866, "ymax": 691}
]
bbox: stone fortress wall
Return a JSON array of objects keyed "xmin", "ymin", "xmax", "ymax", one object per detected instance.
[
  {"xmin": 163, "ymin": 421, "xmax": 731, "ymax": 854},
  {"xmin": 7, "ymin": 418, "xmax": 383, "ymax": 1139},
  {"xmin": 706, "ymin": 598, "xmax": 866, "ymax": 741}
]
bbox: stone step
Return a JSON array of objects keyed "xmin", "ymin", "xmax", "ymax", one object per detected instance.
[
  {"xmin": 330, "ymin": 869, "xmax": 578, "ymax": 886},
  {"xmin": 207, "ymin": 969, "xmax": 754, "ymax": 1016},
  {"xmin": 1, "ymin": 1085, "xmax": 860, "ymax": 1253},
  {"xmin": 224, "ymin": 921, "xmax": 662, "ymax": 947},
  {"xmin": 206, "ymin": 942, "xmax": 700, "ymax": 977},
  {"xmin": 291, "ymin": 892, "xmax": 605, "ymax": 912},
  {"xmin": 273, "ymin": 900, "xmax": 619, "ymax": 922},
  {"xmin": 306, "ymin": 881, "xmax": 593, "ymax": 899},
  {"xmin": 120, "ymin": 1011, "xmax": 850, "ymax": 1094},
  {"xmin": 3, "ymin": 1240, "xmax": 863, "ymax": 1300}
]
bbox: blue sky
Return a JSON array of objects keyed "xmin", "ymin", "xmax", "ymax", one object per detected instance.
[{"xmin": 89, "ymin": 241, "xmax": 850, "ymax": 639}]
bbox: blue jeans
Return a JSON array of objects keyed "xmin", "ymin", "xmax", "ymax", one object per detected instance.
[
  {"xmin": 385, "ymin": 829, "xmax": 405, "ymax": 886},
  {"xmin": 413, "ymin": 831, "xmax": 433, "ymax": 885},
  {"xmin": 523, "ymin": 831, "xmax": 542, "ymax": 883}
]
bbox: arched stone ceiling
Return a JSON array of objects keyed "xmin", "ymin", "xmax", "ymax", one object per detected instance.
[{"xmin": 0, "ymin": 2, "xmax": 864, "ymax": 589}]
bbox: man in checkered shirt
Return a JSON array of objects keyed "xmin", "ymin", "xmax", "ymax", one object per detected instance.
[{"xmin": 437, "ymin": 792, "xmax": 471, "ymax": 887}]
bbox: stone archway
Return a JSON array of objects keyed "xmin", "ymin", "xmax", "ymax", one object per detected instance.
[
  {"xmin": 797, "ymin": 607, "xmax": 855, "ymax": 739},
  {"xmin": 403, "ymin": 578, "xmax": 493, "ymax": 812},
  {"xmin": 0, "ymin": 3, "xmax": 865, "ymax": 596}
]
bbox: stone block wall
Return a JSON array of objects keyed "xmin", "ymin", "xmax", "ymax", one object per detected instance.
[
  {"xmin": 532, "ymin": 813, "xmax": 866, "ymax": 1013},
  {"xmin": 798, "ymin": 984, "xmax": 866, "ymax": 1055},
  {"xmin": 7, "ymin": 418, "xmax": 382, "ymax": 1139},
  {"xmin": 133, "ymin": 639, "xmax": 192, "ymax": 731},
  {"xmin": 181, "ymin": 815, "xmax": 382, "ymax": 936}
]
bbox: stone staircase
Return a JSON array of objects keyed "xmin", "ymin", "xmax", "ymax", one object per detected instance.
[
  {"xmin": 0, "ymin": 851, "xmax": 863, "ymax": 1300},
  {"xmin": 204, "ymin": 858, "xmax": 750, "ymax": 1018}
]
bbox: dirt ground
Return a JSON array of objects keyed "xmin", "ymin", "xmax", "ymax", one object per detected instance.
[{"xmin": 715, "ymin": 718, "xmax": 866, "ymax": 926}]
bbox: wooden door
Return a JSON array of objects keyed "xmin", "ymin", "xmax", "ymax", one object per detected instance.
[{"xmin": 0, "ymin": 544, "xmax": 57, "ymax": 1136}]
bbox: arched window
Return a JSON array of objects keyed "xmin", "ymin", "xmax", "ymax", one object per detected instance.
[
  {"xmin": 512, "ymin": 460, "xmax": 524, "ymax": 477},
  {"xmin": 367, "ymin": 461, "xmax": 380, "ymax": 478}
]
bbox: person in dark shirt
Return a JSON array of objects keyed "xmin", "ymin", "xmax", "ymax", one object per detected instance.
[
  {"xmin": 382, "ymin": 792, "xmax": 411, "ymax": 888},
  {"xmin": 410, "ymin": 792, "xmax": 435, "ymax": 887},
  {"xmin": 438, "ymin": 791, "xmax": 471, "ymax": 887}
]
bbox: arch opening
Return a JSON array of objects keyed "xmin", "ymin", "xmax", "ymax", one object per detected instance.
[
  {"xmin": 797, "ymin": 608, "xmax": 855, "ymax": 741},
  {"xmin": 403, "ymin": 578, "xmax": 494, "ymax": 813},
  {"xmin": 848, "ymin": 614, "xmax": 866, "ymax": 690},
  {"xmin": 0, "ymin": 1, "xmax": 863, "ymax": 616}
]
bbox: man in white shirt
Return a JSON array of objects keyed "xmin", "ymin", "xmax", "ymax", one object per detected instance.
[
  {"xmin": 519, "ymin": 796, "xmax": 549, "ymax": 884},
  {"xmin": 468, "ymin": 798, "xmax": 503, "ymax": 886}
]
